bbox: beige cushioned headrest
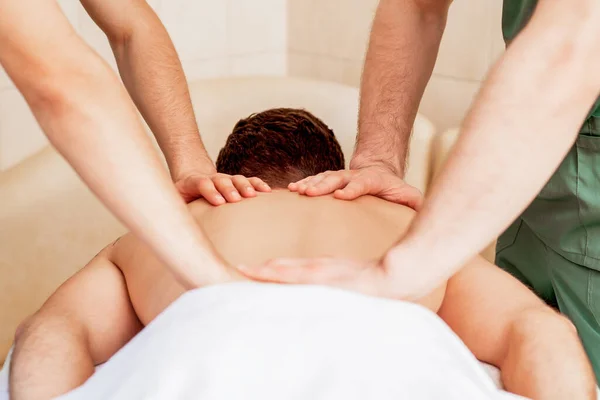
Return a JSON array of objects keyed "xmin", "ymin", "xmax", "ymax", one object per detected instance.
[{"xmin": 189, "ymin": 77, "xmax": 435, "ymax": 193}]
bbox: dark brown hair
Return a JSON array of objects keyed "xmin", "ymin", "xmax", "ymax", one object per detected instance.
[{"xmin": 216, "ymin": 108, "xmax": 345, "ymax": 188}]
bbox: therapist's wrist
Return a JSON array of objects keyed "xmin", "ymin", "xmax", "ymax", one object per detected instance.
[
  {"xmin": 383, "ymin": 240, "xmax": 427, "ymax": 273},
  {"xmin": 349, "ymin": 158, "xmax": 404, "ymax": 178},
  {"xmin": 172, "ymin": 161, "xmax": 216, "ymax": 183},
  {"xmin": 171, "ymin": 152, "xmax": 216, "ymax": 181},
  {"xmin": 381, "ymin": 237, "xmax": 449, "ymax": 299},
  {"xmin": 175, "ymin": 254, "xmax": 234, "ymax": 289},
  {"xmin": 167, "ymin": 135, "xmax": 216, "ymax": 180},
  {"xmin": 349, "ymin": 156, "xmax": 404, "ymax": 177}
]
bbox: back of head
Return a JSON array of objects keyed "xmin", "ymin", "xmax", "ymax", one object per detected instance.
[{"xmin": 216, "ymin": 108, "xmax": 345, "ymax": 188}]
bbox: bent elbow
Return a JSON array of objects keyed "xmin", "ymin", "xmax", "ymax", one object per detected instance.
[
  {"xmin": 13, "ymin": 317, "xmax": 34, "ymax": 343},
  {"xmin": 24, "ymin": 79, "xmax": 71, "ymax": 117},
  {"xmin": 411, "ymin": 0, "xmax": 453, "ymax": 15},
  {"xmin": 508, "ymin": 307, "xmax": 577, "ymax": 345},
  {"xmin": 104, "ymin": 26, "xmax": 133, "ymax": 49},
  {"xmin": 21, "ymin": 60, "xmax": 118, "ymax": 144},
  {"xmin": 26, "ymin": 56, "xmax": 113, "ymax": 110}
]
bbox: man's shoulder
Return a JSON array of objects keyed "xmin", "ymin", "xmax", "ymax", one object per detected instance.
[
  {"xmin": 184, "ymin": 190, "xmax": 416, "ymax": 214},
  {"xmin": 351, "ymin": 195, "xmax": 417, "ymax": 221},
  {"xmin": 184, "ymin": 190, "xmax": 416, "ymax": 233}
]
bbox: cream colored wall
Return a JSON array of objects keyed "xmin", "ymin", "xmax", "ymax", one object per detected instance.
[
  {"xmin": 0, "ymin": 0, "xmax": 287, "ymax": 171},
  {"xmin": 287, "ymin": 0, "xmax": 506, "ymax": 135}
]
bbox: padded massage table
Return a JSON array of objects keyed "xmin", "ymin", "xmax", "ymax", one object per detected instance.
[{"xmin": 0, "ymin": 77, "xmax": 504, "ymax": 397}]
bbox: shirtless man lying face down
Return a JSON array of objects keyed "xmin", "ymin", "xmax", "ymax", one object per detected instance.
[{"xmin": 9, "ymin": 109, "xmax": 596, "ymax": 399}]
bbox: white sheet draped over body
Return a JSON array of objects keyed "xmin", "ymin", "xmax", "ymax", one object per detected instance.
[{"xmin": 1, "ymin": 283, "xmax": 525, "ymax": 400}]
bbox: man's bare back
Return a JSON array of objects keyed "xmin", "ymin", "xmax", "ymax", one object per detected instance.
[{"xmin": 112, "ymin": 191, "xmax": 446, "ymax": 326}]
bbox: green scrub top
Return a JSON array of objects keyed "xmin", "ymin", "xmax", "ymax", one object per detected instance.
[{"xmin": 502, "ymin": 0, "xmax": 600, "ymax": 120}]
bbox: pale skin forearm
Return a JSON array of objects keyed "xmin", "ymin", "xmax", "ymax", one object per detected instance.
[
  {"xmin": 80, "ymin": 0, "xmax": 214, "ymax": 179},
  {"xmin": 0, "ymin": 0, "xmax": 224, "ymax": 287},
  {"xmin": 38, "ymin": 68, "xmax": 222, "ymax": 286},
  {"xmin": 354, "ymin": 0, "xmax": 450, "ymax": 175},
  {"xmin": 389, "ymin": 1, "xmax": 600, "ymax": 289}
]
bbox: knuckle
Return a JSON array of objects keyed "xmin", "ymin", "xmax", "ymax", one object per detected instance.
[
  {"xmin": 199, "ymin": 179, "xmax": 215, "ymax": 189},
  {"xmin": 220, "ymin": 178, "xmax": 236, "ymax": 187}
]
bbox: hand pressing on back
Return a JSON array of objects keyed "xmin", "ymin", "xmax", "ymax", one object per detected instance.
[
  {"xmin": 175, "ymin": 171, "xmax": 271, "ymax": 205},
  {"xmin": 288, "ymin": 164, "xmax": 423, "ymax": 210},
  {"xmin": 237, "ymin": 245, "xmax": 438, "ymax": 302}
]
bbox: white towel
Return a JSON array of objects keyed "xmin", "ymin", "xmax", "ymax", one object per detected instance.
[
  {"xmin": 0, "ymin": 348, "xmax": 11, "ymax": 400},
  {"xmin": 56, "ymin": 282, "xmax": 525, "ymax": 400}
]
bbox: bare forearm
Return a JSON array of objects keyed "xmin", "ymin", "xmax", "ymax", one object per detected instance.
[
  {"xmin": 392, "ymin": 2, "xmax": 600, "ymax": 288},
  {"xmin": 107, "ymin": 5, "xmax": 213, "ymax": 178},
  {"xmin": 4, "ymin": 47, "xmax": 222, "ymax": 286},
  {"xmin": 2, "ymin": 0, "xmax": 225, "ymax": 286},
  {"xmin": 10, "ymin": 318, "xmax": 94, "ymax": 399},
  {"xmin": 33, "ymin": 63, "xmax": 223, "ymax": 286},
  {"xmin": 355, "ymin": 0, "xmax": 449, "ymax": 174},
  {"xmin": 501, "ymin": 309, "xmax": 596, "ymax": 399}
]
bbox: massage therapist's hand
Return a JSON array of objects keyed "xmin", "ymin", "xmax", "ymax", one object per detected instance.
[
  {"xmin": 175, "ymin": 171, "xmax": 271, "ymax": 204},
  {"xmin": 289, "ymin": 164, "xmax": 423, "ymax": 210},
  {"xmin": 237, "ymin": 247, "xmax": 434, "ymax": 301}
]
